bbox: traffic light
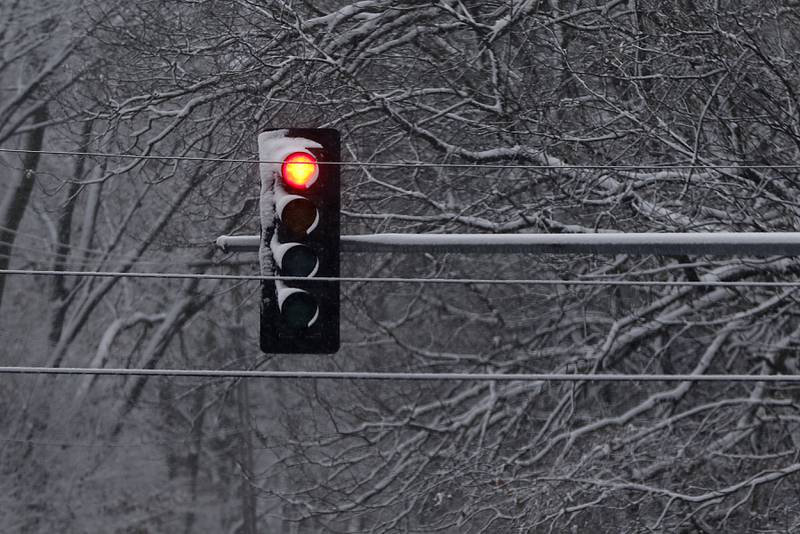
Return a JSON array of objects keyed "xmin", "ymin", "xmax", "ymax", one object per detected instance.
[{"xmin": 258, "ymin": 128, "xmax": 340, "ymax": 353}]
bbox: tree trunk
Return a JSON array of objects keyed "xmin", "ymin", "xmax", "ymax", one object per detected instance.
[
  {"xmin": 237, "ymin": 377, "xmax": 257, "ymax": 534},
  {"xmin": 49, "ymin": 119, "xmax": 92, "ymax": 344},
  {"xmin": 0, "ymin": 104, "xmax": 47, "ymax": 312}
]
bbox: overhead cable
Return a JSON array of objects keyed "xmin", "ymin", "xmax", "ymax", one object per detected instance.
[
  {"xmin": 1, "ymin": 366, "xmax": 799, "ymax": 382},
  {"xmin": 1, "ymin": 147, "xmax": 798, "ymax": 170},
  {"xmin": 1, "ymin": 268, "xmax": 798, "ymax": 287}
]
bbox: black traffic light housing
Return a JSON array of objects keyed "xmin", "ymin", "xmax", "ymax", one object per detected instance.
[{"xmin": 258, "ymin": 128, "xmax": 340, "ymax": 353}]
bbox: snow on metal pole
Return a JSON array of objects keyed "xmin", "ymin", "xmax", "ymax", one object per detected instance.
[{"xmin": 217, "ymin": 232, "xmax": 800, "ymax": 256}]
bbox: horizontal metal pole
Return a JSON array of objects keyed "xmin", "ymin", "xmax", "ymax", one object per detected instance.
[
  {"xmin": 216, "ymin": 235, "xmax": 261, "ymax": 252},
  {"xmin": 216, "ymin": 233, "xmax": 800, "ymax": 256}
]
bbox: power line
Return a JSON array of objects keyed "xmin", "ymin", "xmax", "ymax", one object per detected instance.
[
  {"xmin": 1, "ymin": 366, "xmax": 798, "ymax": 382},
  {"xmin": 0, "ymin": 435, "xmax": 191, "ymax": 450},
  {"xmin": 0, "ymin": 224, "xmax": 194, "ymax": 265},
  {"xmin": 0, "ymin": 433, "xmax": 274, "ymax": 451},
  {"xmin": 0, "ymin": 238, "xmax": 202, "ymax": 268},
  {"xmin": 0, "ymin": 243, "xmax": 236, "ymax": 271},
  {"xmin": 1, "ymin": 267, "xmax": 798, "ymax": 287},
  {"xmin": 1, "ymin": 147, "xmax": 799, "ymax": 170},
  {"xmin": 0, "ymin": 227, "xmax": 235, "ymax": 268}
]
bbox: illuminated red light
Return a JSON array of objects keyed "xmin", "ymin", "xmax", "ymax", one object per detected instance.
[{"xmin": 281, "ymin": 152, "xmax": 318, "ymax": 189}]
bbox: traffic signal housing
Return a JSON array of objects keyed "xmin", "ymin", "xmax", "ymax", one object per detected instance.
[{"xmin": 258, "ymin": 128, "xmax": 340, "ymax": 354}]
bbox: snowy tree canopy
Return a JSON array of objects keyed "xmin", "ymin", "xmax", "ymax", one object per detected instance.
[{"xmin": 2, "ymin": 1, "xmax": 800, "ymax": 532}]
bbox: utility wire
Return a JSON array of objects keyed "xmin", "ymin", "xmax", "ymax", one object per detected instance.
[
  {"xmin": 0, "ymin": 224, "xmax": 200, "ymax": 264},
  {"xmin": 0, "ymin": 238, "xmax": 204, "ymax": 268},
  {"xmin": 1, "ymin": 268, "xmax": 799, "ymax": 287},
  {"xmin": 0, "ymin": 241, "xmax": 232, "ymax": 270},
  {"xmin": 1, "ymin": 147, "xmax": 799, "ymax": 170},
  {"xmin": 0, "ymin": 433, "xmax": 275, "ymax": 451},
  {"xmin": 1, "ymin": 366, "xmax": 799, "ymax": 382}
]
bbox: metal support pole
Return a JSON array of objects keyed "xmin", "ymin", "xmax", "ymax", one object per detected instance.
[{"xmin": 216, "ymin": 232, "xmax": 800, "ymax": 256}]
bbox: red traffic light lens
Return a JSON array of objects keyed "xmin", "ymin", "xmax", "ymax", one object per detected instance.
[{"xmin": 281, "ymin": 152, "xmax": 318, "ymax": 189}]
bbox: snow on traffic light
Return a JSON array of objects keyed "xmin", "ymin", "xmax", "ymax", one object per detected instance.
[{"xmin": 258, "ymin": 129, "xmax": 340, "ymax": 354}]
